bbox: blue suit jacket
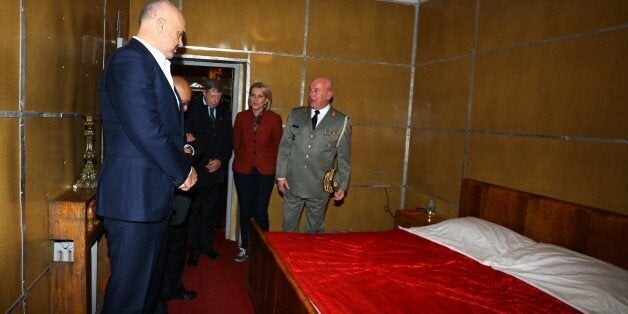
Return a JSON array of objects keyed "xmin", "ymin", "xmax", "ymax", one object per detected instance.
[{"xmin": 97, "ymin": 38, "xmax": 190, "ymax": 222}]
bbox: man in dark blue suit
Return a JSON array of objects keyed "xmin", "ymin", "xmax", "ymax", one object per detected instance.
[
  {"xmin": 185, "ymin": 79, "xmax": 233, "ymax": 266},
  {"xmin": 96, "ymin": 1, "xmax": 196, "ymax": 312}
]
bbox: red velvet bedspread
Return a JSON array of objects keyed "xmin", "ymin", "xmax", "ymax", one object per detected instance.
[{"xmin": 265, "ymin": 229, "xmax": 578, "ymax": 314}]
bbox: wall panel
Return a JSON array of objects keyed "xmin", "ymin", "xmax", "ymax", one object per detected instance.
[
  {"xmin": 466, "ymin": 133, "xmax": 628, "ymax": 214},
  {"xmin": 478, "ymin": 0, "xmax": 628, "ymax": 51},
  {"xmin": 308, "ymin": 0, "xmax": 414, "ymax": 64},
  {"xmin": 24, "ymin": 272, "xmax": 50, "ymax": 314},
  {"xmin": 0, "ymin": 119, "xmax": 20, "ymax": 310},
  {"xmin": 0, "ymin": 0, "xmax": 20, "ymax": 111},
  {"xmin": 25, "ymin": 0, "xmax": 103, "ymax": 113},
  {"xmin": 416, "ymin": 0, "xmax": 475, "ymax": 62},
  {"xmin": 473, "ymin": 29, "xmax": 628, "ymax": 139},
  {"xmin": 407, "ymin": 130, "xmax": 465, "ymax": 202},
  {"xmin": 183, "ymin": 0, "xmax": 305, "ymax": 54},
  {"xmin": 350, "ymin": 126, "xmax": 405, "ymax": 187},
  {"xmin": 413, "ymin": 58, "xmax": 471, "ymax": 129}
]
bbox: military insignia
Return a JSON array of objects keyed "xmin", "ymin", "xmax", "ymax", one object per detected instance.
[{"xmin": 325, "ymin": 130, "xmax": 339, "ymax": 135}]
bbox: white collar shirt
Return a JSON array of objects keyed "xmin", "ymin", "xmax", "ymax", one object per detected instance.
[
  {"xmin": 133, "ymin": 36, "xmax": 176, "ymax": 98},
  {"xmin": 311, "ymin": 104, "xmax": 331, "ymax": 128}
]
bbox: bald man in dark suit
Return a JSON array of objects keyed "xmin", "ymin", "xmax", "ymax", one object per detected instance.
[
  {"xmin": 152, "ymin": 77, "xmax": 200, "ymax": 313},
  {"xmin": 96, "ymin": 1, "xmax": 196, "ymax": 312}
]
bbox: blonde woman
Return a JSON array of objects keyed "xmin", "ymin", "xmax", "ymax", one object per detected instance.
[{"xmin": 232, "ymin": 82, "xmax": 283, "ymax": 262}]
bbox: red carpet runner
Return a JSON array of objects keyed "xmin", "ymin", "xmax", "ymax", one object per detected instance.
[{"xmin": 168, "ymin": 234, "xmax": 255, "ymax": 313}]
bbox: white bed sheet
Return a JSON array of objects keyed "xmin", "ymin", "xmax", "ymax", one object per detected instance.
[{"xmin": 402, "ymin": 217, "xmax": 628, "ymax": 314}]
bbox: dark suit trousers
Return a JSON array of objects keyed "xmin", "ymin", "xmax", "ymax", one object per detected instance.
[
  {"xmin": 152, "ymin": 216, "xmax": 190, "ymax": 313},
  {"xmin": 102, "ymin": 217, "xmax": 169, "ymax": 314},
  {"xmin": 234, "ymin": 168, "xmax": 274, "ymax": 249},
  {"xmin": 188, "ymin": 185, "xmax": 219, "ymax": 254},
  {"xmin": 161, "ymin": 218, "xmax": 189, "ymax": 298}
]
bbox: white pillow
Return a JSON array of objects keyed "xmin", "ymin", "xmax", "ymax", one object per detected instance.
[
  {"xmin": 493, "ymin": 243, "xmax": 628, "ymax": 314},
  {"xmin": 401, "ymin": 217, "xmax": 536, "ymax": 265},
  {"xmin": 401, "ymin": 217, "xmax": 628, "ymax": 313}
]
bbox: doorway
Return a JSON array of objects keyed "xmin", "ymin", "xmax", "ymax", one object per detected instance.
[{"xmin": 171, "ymin": 55, "xmax": 248, "ymax": 241}]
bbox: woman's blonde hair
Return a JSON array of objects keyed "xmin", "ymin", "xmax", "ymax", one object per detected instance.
[{"xmin": 249, "ymin": 82, "xmax": 272, "ymax": 110}]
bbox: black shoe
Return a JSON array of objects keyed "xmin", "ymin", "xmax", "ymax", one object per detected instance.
[
  {"xmin": 173, "ymin": 290, "xmax": 197, "ymax": 301},
  {"xmin": 205, "ymin": 248, "xmax": 220, "ymax": 260},
  {"xmin": 187, "ymin": 253, "xmax": 199, "ymax": 267}
]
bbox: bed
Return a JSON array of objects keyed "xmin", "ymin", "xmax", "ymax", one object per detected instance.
[{"xmin": 248, "ymin": 178, "xmax": 627, "ymax": 313}]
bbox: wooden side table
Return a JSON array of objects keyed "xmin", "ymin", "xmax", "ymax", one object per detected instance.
[
  {"xmin": 394, "ymin": 208, "xmax": 444, "ymax": 228},
  {"xmin": 49, "ymin": 188, "xmax": 109, "ymax": 313}
]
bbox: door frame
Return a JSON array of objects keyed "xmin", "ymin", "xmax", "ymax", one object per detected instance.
[{"xmin": 171, "ymin": 54, "xmax": 250, "ymax": 241}]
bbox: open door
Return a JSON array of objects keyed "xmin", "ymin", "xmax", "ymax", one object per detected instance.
[{"xmin": 171, "ymin": 55, "xmax": 248, "ymax": 241}]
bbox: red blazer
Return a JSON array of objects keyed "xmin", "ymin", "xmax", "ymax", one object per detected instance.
[{"xmin": 232, "ymin": 109, "xmax": 283, "ymax": 175}]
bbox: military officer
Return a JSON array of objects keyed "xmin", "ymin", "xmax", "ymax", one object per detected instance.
[{"xmin": 276, "ymin": 76, "xmax": 352, "ymax": 233}]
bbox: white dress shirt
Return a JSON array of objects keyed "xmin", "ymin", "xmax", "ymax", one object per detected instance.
[
  {"xmin": 133, "ymin": 36, "xmax": 176, "ymax": 97},
  {"xmin": 311, "ymin": 104, "xmax": 331, "ymax": 128}
]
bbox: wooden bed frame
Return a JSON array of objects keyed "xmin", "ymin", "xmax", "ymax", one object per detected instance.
[{"xmin": 248, "ymin": 178, "xmax": 627, "ymax": 313}]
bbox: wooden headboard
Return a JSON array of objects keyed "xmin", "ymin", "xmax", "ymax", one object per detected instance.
[{"xmin": 459, "ymin": 178, "xmax": 627, "ymax": 269}]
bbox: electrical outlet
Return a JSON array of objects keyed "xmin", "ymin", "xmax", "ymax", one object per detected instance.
[{"xmin": 53, "ymin": 241, "xmax": 74, "ymax": 262}]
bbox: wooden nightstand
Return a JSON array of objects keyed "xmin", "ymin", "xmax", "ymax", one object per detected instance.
[{"xmin": 394, "ymin": 208, "xmax": 444, "ymax": 228}]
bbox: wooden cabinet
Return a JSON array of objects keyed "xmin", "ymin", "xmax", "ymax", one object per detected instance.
[
  {"xmin": 394, "ymin": 208, "xmax": 444, "ymax": 228},
  {"xmin": 49, "ymin": 188, "xmax": 109, "ymax": 313}
]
